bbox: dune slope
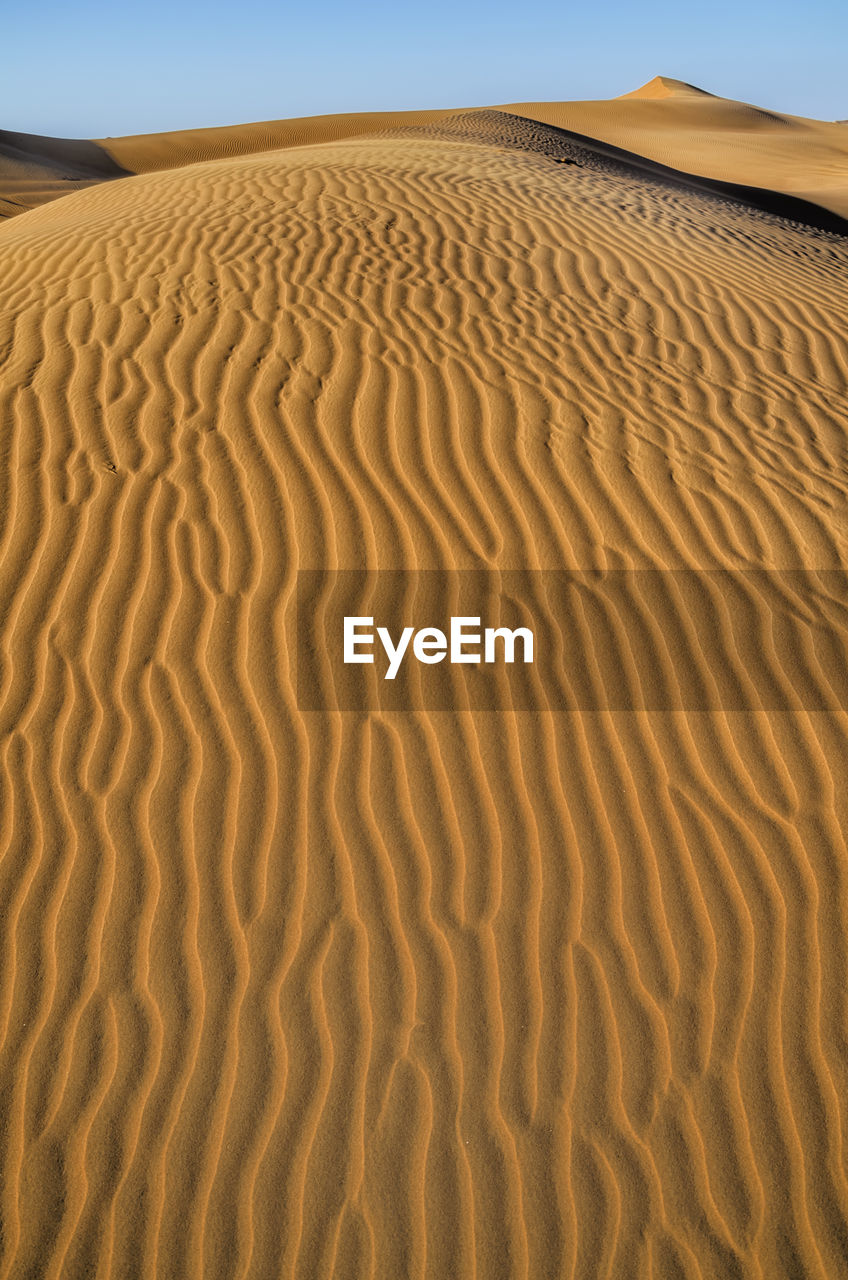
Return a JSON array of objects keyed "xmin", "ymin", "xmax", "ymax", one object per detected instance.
[
  {"xmin": 1, "ymin": 112, "xmax": 848, "ymax": 1278},
  {"xmin": 504, "ymin": 77, "xmax": 848, "ymax": 218}
]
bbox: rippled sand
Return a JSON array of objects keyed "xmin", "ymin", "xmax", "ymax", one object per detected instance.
[{"xmin": 1, "ymin": 80, "xmax": 848, "ymax": 1278}]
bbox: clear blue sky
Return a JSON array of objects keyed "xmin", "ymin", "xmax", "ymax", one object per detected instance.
[{"xmin": 4, "ymin": 0, "xmax": 847, "ymax": 138}]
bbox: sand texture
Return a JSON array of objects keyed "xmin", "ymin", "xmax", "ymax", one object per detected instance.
[{"xmin": 1, "ymin": 87, "xmax": 848, "ymax": 1277}]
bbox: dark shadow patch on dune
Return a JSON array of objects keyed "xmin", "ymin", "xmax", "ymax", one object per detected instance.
[
  {"xmin": 0, "ymin": 129, "xmax": 131, "ymax": 180},
  {"xmin": 0, "ymin": 130, "xmax": 132, "ymax": 220}
]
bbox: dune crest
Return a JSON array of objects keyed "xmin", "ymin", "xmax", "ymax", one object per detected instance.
[{"xmin": 620, "ymin": 75, "xmax": 714, "ymax": 99}]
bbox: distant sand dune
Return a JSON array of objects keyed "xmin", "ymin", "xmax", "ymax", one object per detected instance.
[
  {"xmin": 1, "ymin": 98, "xmax": 848, "ymax": 1277},
  {"xmin": 620, "ymin": 75, "xmax": 715, "ymax": 99}
]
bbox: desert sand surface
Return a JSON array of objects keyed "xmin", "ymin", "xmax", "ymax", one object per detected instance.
[{"xmin": 1, "ymin": 84, "xmax": 848, "ymax": 1278}]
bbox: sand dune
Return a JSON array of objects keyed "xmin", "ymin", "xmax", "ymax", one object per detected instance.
[
  {"xmin": 504, "ymin": 77, "xmax": 848, "ymax": 218},
  {"xmin": 0, "ymin": 108, "xmax": 459, "ymax": 219},
  {"xmin": 1, "ymin": 92, "xmax": 848, "ymax": 1278},
  {"xmin": 621, "ymin": 75, "xmax": 714, "ymax": 99},
  {"xmin": 3, "ymin": 77, "xmax": 848, "ymax": 222}
]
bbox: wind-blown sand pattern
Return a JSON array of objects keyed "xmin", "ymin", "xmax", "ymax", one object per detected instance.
[{"xmin": 1, "ymin": 83, "xmax": 848, "ymax": 1277}]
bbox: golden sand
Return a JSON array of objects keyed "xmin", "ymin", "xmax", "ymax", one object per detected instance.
[{"xmin": 1, "ymin": 83, "xmax": 848, "ymax": 1277}]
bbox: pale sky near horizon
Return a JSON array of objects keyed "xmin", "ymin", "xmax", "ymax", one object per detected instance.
[{"xmin": 4, "ymin": 0, "xmax": 847, "ymax": 138}]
